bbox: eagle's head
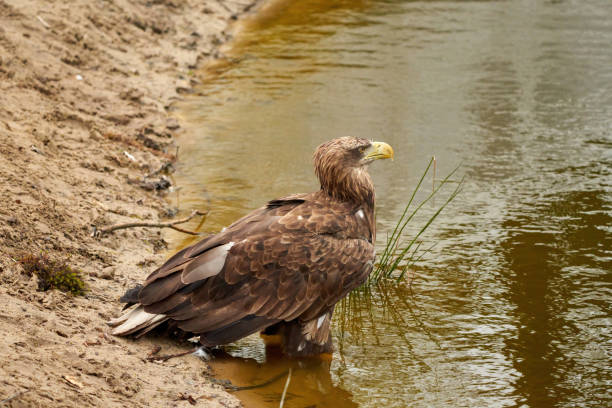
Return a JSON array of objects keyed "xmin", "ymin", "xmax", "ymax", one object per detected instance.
[{"xmin": 313, "ymin": 137, "xmax": 394, "ymax": 204}]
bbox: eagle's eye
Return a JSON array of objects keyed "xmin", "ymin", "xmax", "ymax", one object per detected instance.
[{"xmin": 358, "ymin": 145, "xmax": 368, "ymax": 154}]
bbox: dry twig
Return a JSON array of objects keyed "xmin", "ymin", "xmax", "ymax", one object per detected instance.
[
  {"xmin": 36, "ymin": 15, "xmax": 50, "ymax": 29},
  {"xmin": 62, "ymin": 375, "xmax": 83, "ymax": 389},
  {"xmin": 146, "ymin": 348, "xmax": 197, "ymax": 362},
  {"xmin": 93, "ymin": 210, "xmax": 207, "ymax": 237},
  {"xmin": 1, "ymin": 390, "xmax": 29, "ymax": 405}
]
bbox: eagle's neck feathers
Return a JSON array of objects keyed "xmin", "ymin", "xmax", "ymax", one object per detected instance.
[{"xmin": 316, "ymin": 161, "xmax": 375, "ymax": 207}]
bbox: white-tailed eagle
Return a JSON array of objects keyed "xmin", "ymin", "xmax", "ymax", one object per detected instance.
[{"xmin": 109, "ymin": 137, "xmax": 394, "ymax": 356}]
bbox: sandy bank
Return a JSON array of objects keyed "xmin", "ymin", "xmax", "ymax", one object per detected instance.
[{"xmin": 0, "ymin": 0, "xmax": 263, "ymax": 406}]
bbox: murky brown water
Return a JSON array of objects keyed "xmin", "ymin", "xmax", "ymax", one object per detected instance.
[{"xmin": 169, "ymin": 0, "xmax": 612, "ymax": 406}]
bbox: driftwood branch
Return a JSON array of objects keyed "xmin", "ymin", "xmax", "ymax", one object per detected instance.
[{"xmin": 93, "ymin": 210, "xmax": 207, "ymax": 237}]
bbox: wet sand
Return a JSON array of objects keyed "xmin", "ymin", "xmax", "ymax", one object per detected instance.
[{"xmin": 0, "ymin": 0, "xmax": 264, "ymax": 406}]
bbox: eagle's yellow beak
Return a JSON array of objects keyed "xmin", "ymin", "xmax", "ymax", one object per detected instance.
[{"xmin": 365, "ymin": 141, "xmax": 394, "ymax": 161}]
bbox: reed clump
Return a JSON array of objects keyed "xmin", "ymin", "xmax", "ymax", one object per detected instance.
[
  {"xmin": 338, "ymin": 158, "xmax": 462, "ymax": 350},
  {"xmin": 369, "ymin": 157, "xmax": 463, "ymax": 284},
  {"xmin": 19, "ymin": 253, "xmax": 86, "ymax": 296}
]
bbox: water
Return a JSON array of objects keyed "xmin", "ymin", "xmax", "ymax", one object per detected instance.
[{"xmin": 168, "ymin": 0, "xmax": 612, "ymax": 406}]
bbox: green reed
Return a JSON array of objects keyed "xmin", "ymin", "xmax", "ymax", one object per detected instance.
[{"xmin": 368, "ymin": 157, "xmax": 463, "ymax": 284}]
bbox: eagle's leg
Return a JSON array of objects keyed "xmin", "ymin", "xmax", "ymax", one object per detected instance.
[
  {"xmin": 260, "ymin": 323, "xmax": 285, "ymax": 348},
  {"xmin": 282, "ymin": 319, "xmax": 334, "ymax": 357},
  {"xmin": 260, "ymin": 308, "xmax": 335, "ymax": 358}
]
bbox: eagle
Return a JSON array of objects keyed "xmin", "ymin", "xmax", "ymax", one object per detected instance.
[{"xmin": 109, "ymin": 137, "xmax": 394, "ymax": 357}]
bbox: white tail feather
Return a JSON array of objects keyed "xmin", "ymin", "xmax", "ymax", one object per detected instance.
[
  {"xmin": 109, "ymin": 305, "xmax": 167, "ymax": 336},
  {"xmin": 106, "ymin": 304, "xmax": 137, "ymax": 327}
]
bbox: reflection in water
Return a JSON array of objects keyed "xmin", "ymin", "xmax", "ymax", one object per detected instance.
[
  {"xmin": 169, "ymin": 0, "xmax": 612, "ymax": 406},
  {"xmin": 212, "ymin": 348, "xmax": 358, "ymax": 408}
]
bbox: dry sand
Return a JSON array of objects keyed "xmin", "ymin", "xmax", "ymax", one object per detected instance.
[{"xmin": 0, "ymin": 0, "xmax": 264, "ymax": 406}]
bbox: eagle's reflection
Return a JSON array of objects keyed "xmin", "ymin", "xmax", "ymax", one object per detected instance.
[{"xmin": 208, "ymin": 344, "xmax": 358, "ymax": 408}]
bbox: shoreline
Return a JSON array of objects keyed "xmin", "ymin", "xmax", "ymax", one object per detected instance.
[{"xmin": 0, "ymin": 0, "xmax": 266, "ymax": 406}]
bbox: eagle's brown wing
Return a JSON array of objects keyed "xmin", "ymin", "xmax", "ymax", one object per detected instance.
[{"xmin": 111, "ymin": 192, "xmax": 375, "ymax": 346}]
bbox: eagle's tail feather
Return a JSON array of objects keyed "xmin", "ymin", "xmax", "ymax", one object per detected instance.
[{"xmin": 107, "ymin": 305, "xmax": 168, "ymax": 336}]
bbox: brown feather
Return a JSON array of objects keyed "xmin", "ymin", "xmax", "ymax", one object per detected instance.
[{"xmin": 139, "ymin": 272, "xmax": 184, "ymax": 306}]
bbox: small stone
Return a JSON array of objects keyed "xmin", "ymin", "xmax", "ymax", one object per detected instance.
[
  {"xmin": 100, "ymin": 266, "xmax": 115, "ymax": 280},
  {"xmin": 166, "ymin": 118, "xmax": 180, "ymax": 130},
  {"xmin": 119, "ymin": 88, "xmax": 144, "ymax": 102},
  {"xmin": 56, "ymin": 329, "xmax": 68, "ymax": 338},
  {"xmin": 139, "ymin": 176, "xmax": 171, "ymax": 192}
]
